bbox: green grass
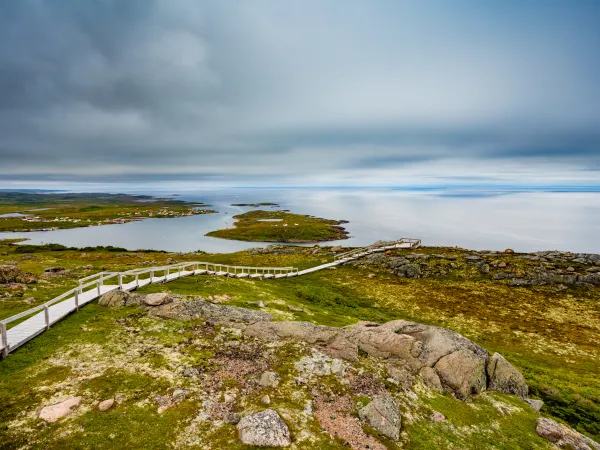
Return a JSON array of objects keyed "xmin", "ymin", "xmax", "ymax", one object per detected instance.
[{"xmin": 206, "ymin": 209, "xmax": 349, "ymax": 243}]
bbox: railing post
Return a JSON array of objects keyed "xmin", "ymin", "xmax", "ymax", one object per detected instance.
[
  {"xmin": 99, "ymin": 273, "xmax": 104, "ymax": 288},
  {"xmin": 1, "ymin": 322, "xmax": 8, "ymax": 358},
  {"xmin": 76, "ymin": 288, "xmax": 81, "ymax": 310},
  {"xmin": 118, "ymin": 274, "xmax": 123, "ymax": 290},
  {"xmin": 150, "ymin": 270, "xmax": 154, "ymax": 282},
  {"xmin": 136, "ymin": 273, "xmax": 139, "ymax": 287},
  {"xmin": 178, "ymin": 266, "xmax": 181, "ymax": 277},
  {"xmin": 44, "ymin": 305, "xmax": 50, "ymax": 330},
  {"xmin": 96, "ymin": 280, "xmax": 100, "ymax": 296}
]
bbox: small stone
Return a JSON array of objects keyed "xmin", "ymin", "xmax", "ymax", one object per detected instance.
[
  {"xmin": 23, "ymin": 296, "xmax": 35, "ymax": 304},
  {"xmin": 224, "ymin": 393, "xmax": 236, "ymax": 403},
  {"xmin": 259, "ymin": 371, "xmax": 281, "ymax": 388},
  {"xmin": 367, "ymin": 273, "xmax": 376, "ymax": 278},
  {"xmin": 431, "ymin": 411, "xmax": 446, "ymax": 422},
  {"xmin": 287, "ymin": 305, "xmax": 303, "ymax": 312},
  {"xmin": 567, "ymin": 266, "xmax": 575, "ymax": 272},
  {"xmin": 225, "ymin": 412, "xmax": 241, "ymax": 425},
  {"xmin": 98, "ymin": 398, "xmax": 115, "ymax": 412},
  {"xmin": 237, "ymin": 409, "xmax": 291, "ymax": 447},
  {"xmin": 525, "ymin": 399, "xmax": 544, "ymax": 412},
  {"xmin": 261, "ymin": 395, "xmax": 271, "ymax": 405},
  {"xmin": 498, "ymin": 262, "xmax": 507, "ymax": 268},
  {"xmin": 172, "ymin": 389, "xmax": 189, "ymax": 403},
  {"xmin": 39, "ymin": 397, "xmax": 82, "ymax": 423},
  {"xmin": 504, "ymin": 249, "xmax": 515, "ymax": 254}
]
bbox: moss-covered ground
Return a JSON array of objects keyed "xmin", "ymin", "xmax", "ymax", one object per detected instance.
[{"xmin": 0, "ymin": 239, "xmax": 598, "ymax": 448}]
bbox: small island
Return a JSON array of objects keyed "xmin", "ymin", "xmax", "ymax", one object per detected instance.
[
  {"xmin": 231, "ymin": 202, "xmax": 280, "ymax": 207},
  {"xmin": 0, "ymin": 192, "xmax": 216, "ymax": 232},
  {"xmin": 206, "ymin": 209, "xmax": 349, "ymax": 242}
]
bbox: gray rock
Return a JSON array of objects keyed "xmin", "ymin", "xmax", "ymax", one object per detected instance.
[
  {"xmin": 536, "ymin": 417, "xmax": 600, "ymax": 450},
  {"xmin": 148, "ymin": 297, "xmax": 272, "ymax": 324},
  {"xmin": 172, "ymin": 389, "xmax": 189, "ymax": 403},
  {"xmin": 525, "ymin": 398, "xmax": 544, "ymax": 412},
  {"xmin": 358, "ymin": 395, "xmax": 402, "ymax": 441},
  {"xmin": 39, "ymin": 397, "xmax": 82, "ymax": 422},
  {"xmin": 237, "ymin": 409, "xmax": 291, "ymax": 447},
  {"xmin": 420, "ymin": 367, "xmax": 443, "ymax": 392},
  {"xmin": 487, "ymin": 353, "xmax": 528, "ymax": 399},
  {"xmin": 143, "ymin": 293, "xmax": 174, "ymax": 306},
  {"xmin": 44, "ymin": 266, "xmax": 64, "ymax": 273},
  {"xmin": 99, "ymin": 290, "xmax": 137, "ymax": 307},
  {"xmin": 259, "ymin": 371, "xmax": 281, "ymax": 388},
  {"xmin": 225, "ymin": 412, "xmax": 241, "ymax": 425},
  {"xmin": 261, "ymin": 395, "xmax": 271, "ymax": 405},
  {"xmin": 0, "ymin": 265, "xmax": 37, "ymax": 284},
  {"xmin": 478, "ymin": 263, "xmax": 490, "ymax": 274},
  {"xmin": 394, "ymin": 263, "xmax": 421, "ymax": 278},
  {"xmin": 434, "ymin": 348, "xmax": 487, "ymax": 400}
]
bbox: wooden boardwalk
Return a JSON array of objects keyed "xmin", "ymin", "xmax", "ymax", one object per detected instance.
[{"xmin": 0, "ymin": 238, "xmax": 420, "ymax": 358}]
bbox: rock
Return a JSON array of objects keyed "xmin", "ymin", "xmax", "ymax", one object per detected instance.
[
  {"xmin": 39, "ymin": 397, "xmax": 82, "ymax": 422},
  {"xmin": 358, "ymin": 395, "xmax": 402, "ymax": 441},
  {"xmin": 419, "ymin": 367, "xmax": 443, "ymax": 392},
  {"xmin": 98, "ymin": 398, "xmax": 115, "ymax": 411},
  {"xmin": 487, "ymin": 353, "xmax": 528, "ymax": 399},
  {"xmin": 172, "ymin": 389, "xmax": 189, "ymax": 403},
  {"xmin": 182, "ymin": 367, "xmax": 200, "ymax": 378},
  {"xmin": 504, "ymin": 249, "xmax": 515, "ymax": 254},
  {"xmin": 387, "ymin": 362, "xmax": 414, "ymax": 389},
  {"xmin": 98, "ymin": 290, "xmax": 137, "ymax": 307},
  {"xmin": 431, "ymin": 411, "xmax": 446, "ymax": 422},
  {"xmin": 148, "ymin": 297, "xmax": 272, "ymax": 324},
  {"xmin": 248, "ymin": 301, "xmax": 266, "ymax": 308},
  {"xmin": 367, "ymin": 273, "xmax": 376, "ymax": 278},
  {"xmin": 498, "ymin": 261, "xmax": 507, "ymax": 268},
  {"xmin": 143, "ymin": 293, "xmax": 174, "ymax": 306},
  {"xmin": 434, "ymin": 348, "xmax": 487, "ymax": 400},
  {"xmin": 525, "ymin": 399, "xmax": 544, "ymax": 412},
  {"xmin": 536, "ymin": 417, "xmax": 600, "ymax": 450},
  {"xmin": 287, "ymin": 305, "xmax": 303, "ymax": 312},
  {"xmin": 225, "ymin": 412, "xmax": 241, "ymax": 425},
  {"xmin": 479, "ymin": 263, "xmax": 490, "ymax": 274},
  {"xmin": 259, "ymin": 371, "xmax": 281, "ymax": 388},
  {"xmin": 44, "ymin": 266, "xmax": 64, "ymax": 273},
  {"xmin": 567, "ymin": 266, "xmax": 575, "ymax": 272},
  {"xmin": 237, "ymin": 409, "xmax": 291, "ymax": 447},
  {"xmin": 261, "ymin": 395, "xmax": 271, "ymax": 405},
  {"xmin": 394, "ymin": 263, "xmax": 421, "ymax": 278},
  {"xmin": 23, "ymin": 296, "xmax": 35, "ymax": 304},
  {"xmin": 0, "ymin": 265, "xmax": 37, "ymax": 284}
]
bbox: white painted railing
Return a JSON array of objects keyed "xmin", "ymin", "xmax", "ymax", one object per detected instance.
[{"xmin": 1, "ymin": 238, "xmax": 420, "ymax": 358}]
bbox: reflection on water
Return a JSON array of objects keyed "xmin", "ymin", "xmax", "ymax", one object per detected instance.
[{"xmin": 0, "ymin": 189, "xmax": 598, "ymax": 253}]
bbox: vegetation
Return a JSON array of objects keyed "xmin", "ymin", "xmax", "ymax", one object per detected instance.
[
  {"xmin": 0, "ymin": 192, "xmax": 216, "ymax": 232},
  {"xmin": 0, "ymin": 239, "xmax": 598, "ymax": 447},
  {"xmin": 206, "ymin": 209, "xmax": 349, "ymax": 243}
]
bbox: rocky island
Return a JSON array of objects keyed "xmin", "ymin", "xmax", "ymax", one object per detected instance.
[{"xmin": 206, "ymin": 210, "xmax": 349, "ymax": 243}]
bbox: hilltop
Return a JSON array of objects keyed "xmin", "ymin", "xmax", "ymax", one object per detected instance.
[{"xmin": 0, "ymin": 239, "xmax": 598, "ymax": 449}]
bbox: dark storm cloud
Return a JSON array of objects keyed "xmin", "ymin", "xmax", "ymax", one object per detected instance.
[{"xmin": 0, "ymin": 0, "xmax": 599, "ymax": 186}]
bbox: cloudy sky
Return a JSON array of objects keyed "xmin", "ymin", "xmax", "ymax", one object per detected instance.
[{"xmin": 0, "ymin": 0, "xmax": 599, "ymax": 188}]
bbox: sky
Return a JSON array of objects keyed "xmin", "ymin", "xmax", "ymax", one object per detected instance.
[{"xmin": 0, "ymin": 0, "xmax": 599, "ymax": 189}]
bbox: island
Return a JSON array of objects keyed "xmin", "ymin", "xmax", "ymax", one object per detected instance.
[
  {"xmin": 206, "ymin": 209, "xmax": 349, "ymax": 242},
  {"xmin": 231, "ymin": 202, "xmax": 280, "ymax": 207},
  {"xmin": 0, "ymin": 192, "xmax": 216, "ymax": 232}
]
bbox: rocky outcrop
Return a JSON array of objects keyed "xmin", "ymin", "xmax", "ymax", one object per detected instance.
[
  {"xmin": 245, "ymin": 318, "xmax": 525, "ymax": 401},
  {"xmin": 358, "ymin": 395, "xmax": 402, "ymax": 441},
  {"xmin": 536, "ymin": 418, "xmax": 600, "ymax": 450},
  {"xmin": 142, "ymin": 293, "xmax": 174, "ymax": 306},
  {"xmin": 146, "ymin": 296, "xmax": 272, "ymax": 324},
  {"xmin": 0, "ymin": 265, "xmax": 36, "ymax": 284},
  {"xmin": 237, "ymin": 409, "xmax": 291, "ymax": 447}
]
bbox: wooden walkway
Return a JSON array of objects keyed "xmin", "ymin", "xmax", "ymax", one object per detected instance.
[{"xmin": 0, "ymin": 238, "xmax": 420, "ymax": 358}]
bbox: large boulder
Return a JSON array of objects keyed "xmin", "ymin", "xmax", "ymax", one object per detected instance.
[
  {"xmin": 0, "ymin": 265, "xmax": 36, "ymax": 284},
  {"xmin": 358, "ymin": 395, "xmax": 402, "ymax": 441},
  {"xmin": 237, "ymin": 409, "xmax": 291, "ymax": 447},
  {"xmin": 487, "ymin": 353, "xmax": 528, "ymax": 399},
  {"xmin": 98, "ymin": 290, "xmax": 139, "ymax": 307},
  {"xmin": 536, "ymin": 418, "xmax": 600, "ymax": 450}
]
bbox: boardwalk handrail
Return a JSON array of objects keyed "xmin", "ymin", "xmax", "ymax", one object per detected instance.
[{"xmin": 1, "ymin": 238, "xmax": 420, "ymax": 358}]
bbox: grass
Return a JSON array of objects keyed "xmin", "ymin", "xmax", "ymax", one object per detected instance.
[
  {"xmin": 0, "ymin": 191, "xmax": 215, "ymax": 232},
  {"xmin": 0, "ymin": 239, "xmax": 598, "ymax": 446},
  {"xmin": 206, "ymin": 209, "xmax": 349, "ymax": 243}
]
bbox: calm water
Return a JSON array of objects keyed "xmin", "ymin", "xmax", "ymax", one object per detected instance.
[{"xmin": 1, "ymin": 188, "xmax": 598, "ymax": 253}]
